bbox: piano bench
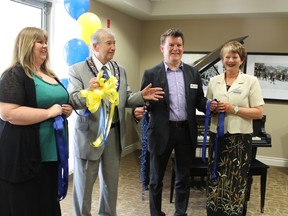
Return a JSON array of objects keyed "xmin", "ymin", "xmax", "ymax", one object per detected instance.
[{"xmin": 169, "ymin": 157, "xmax": 269, "ymax": 213}]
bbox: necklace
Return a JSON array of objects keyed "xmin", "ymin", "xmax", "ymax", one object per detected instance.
[{"xmin": 86, "ymin": 57, "xmax": 120, "ymax": 91}]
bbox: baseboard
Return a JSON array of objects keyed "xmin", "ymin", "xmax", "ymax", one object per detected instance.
[
  {"xmin": 256, "ymin": 156, "xmax": 288, "ymax": 168},
  {"xmin": 193, "ymin": 147, "xmax": 288, "ymax": 168},
  {"xmin": 122, "ymin": 141, "xmax": 141, "ymax": 157}
]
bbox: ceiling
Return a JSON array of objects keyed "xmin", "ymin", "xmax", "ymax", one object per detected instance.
[{"xmin": 94, "ymin": 0, "xmax": 288, "ymax": 20}]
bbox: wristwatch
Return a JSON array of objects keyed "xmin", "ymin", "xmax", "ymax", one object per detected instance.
[{"xmin": 234, "ymin": 106, "xmax": 239, "ymax": 114}]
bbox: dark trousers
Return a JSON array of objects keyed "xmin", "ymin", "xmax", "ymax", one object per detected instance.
[
  {"xmin": 149, "ymin": 123, "xmax": 192, "ymax": 216},
  {"xmin": 0, "ymin": 162, "xmax": 61, "ymax": 216}
]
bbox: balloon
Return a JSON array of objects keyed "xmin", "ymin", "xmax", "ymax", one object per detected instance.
[
  {"xmin": 64, "ymin": 0, "xmax": 90, "ymax": 20},
  {"xmin": 60, "ymin": 78, "xmax": 69, "ymax": 89},
  {"xmin": 63, "ymin": 38, "xmax": 89, "ymax": 66},
  {"xmin": 77, "ymin": 12, "xmax": 102, "ymax": 45}
]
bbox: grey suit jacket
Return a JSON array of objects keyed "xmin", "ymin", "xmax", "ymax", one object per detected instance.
[
  {"xmin": 68, "ymin": 59, "xmax": 144, "ymax": 160},
  {"xmin": 141, "ymin": 62, "xmax": 207, "ymax": 155}
]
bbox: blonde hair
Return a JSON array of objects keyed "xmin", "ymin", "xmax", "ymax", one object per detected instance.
[
  {"xmin": 220, "ymin": 41, "xmax": 247, "ymax": 70},
  {"xmin": 9, "ymin": 27, "xmax": 56, "ymax": 79}
]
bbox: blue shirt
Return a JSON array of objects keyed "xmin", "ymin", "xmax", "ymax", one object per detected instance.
[{"xmin": 165, "ymin": 63, "xmax": 187, "ymax": 121}]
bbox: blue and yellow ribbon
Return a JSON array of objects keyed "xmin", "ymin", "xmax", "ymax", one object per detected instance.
[{"xmin": 80, "ymin": 72, "xmax": 119, "ymax": 147}]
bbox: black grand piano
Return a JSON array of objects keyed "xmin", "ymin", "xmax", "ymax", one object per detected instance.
[
  {"xmin": 193, "ymin": 35, "xmax": 248, "ymax": 72},
  {"xmin": 170, "ymin": 36, "xmax": 272, "ymax": 213},
  {"xmin": 196, "ymin": 114, "xmax": 272, "ymax": 158}
]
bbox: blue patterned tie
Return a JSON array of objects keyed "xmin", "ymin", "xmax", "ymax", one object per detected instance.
[{"xmin": 102, "ymin": 66, "xmax": 109, "ymax": 79}]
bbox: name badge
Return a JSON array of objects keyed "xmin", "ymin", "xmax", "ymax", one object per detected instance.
[
  {"xmin": 232, "ymin": 88, "xmax": 242, "ymax": 94},
  {"xmin": 190, "ymin": 84, "xmax": 198, "ymax": 89}
]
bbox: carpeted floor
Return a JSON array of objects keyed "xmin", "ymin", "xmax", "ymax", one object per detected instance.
[{"xmin": 61, "ymin": 150, "xmax": 288, "ymax": 216}]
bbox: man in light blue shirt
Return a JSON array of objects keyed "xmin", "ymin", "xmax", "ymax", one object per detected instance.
[{"xmin": 140, "ymin": 28, "xmax": 207, "ymax": 216}]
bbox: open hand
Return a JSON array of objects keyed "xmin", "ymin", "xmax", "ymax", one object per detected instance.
[{"xmin": 141, "ymin": 83, "xmax": 164, "ymax": 101}]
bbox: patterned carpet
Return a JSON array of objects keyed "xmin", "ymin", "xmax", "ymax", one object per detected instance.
[{"xmin": 61, "ymin": 150, "xmax": 288, "ymax": 216}]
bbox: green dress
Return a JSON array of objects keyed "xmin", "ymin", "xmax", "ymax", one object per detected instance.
[{"xmin": 33, "ymin": 74, "xmax": 69, "ymax": 161}]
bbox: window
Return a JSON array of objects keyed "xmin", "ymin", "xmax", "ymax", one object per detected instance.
[{"xmin": 0, "ymin": 0, "xmax": 50, "ymax": 73}]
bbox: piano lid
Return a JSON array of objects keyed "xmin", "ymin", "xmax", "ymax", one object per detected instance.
[{"xmin": 193, "ymin": 35, "xmax": 249, "ymax": 73}]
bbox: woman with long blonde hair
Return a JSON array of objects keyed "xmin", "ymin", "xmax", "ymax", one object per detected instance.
[{"xmin": 0, "ymin": 27, "xmax": 72, "ymax": 216}]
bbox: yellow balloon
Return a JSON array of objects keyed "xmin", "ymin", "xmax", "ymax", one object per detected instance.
[{"xmin": 77, "ymin": 12, "xmax": 102, "ymax": 45}]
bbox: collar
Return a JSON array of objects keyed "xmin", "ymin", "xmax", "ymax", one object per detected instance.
[
  {"xmin": 92, "ymin": 55, "xmax": 111, "ymax": 74},
  {"xmin": 217, "ymin": 70, "xmax": 244, "ymax": 84},
  {"xmin": 164, "ymin": 61, "xmax": 183, "ymax": 72}
]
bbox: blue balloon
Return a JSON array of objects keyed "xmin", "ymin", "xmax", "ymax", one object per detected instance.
[
  {"xmin": 60, "ymin": 78, "xmax": 69, "ymax": 89},
  {"xmin": 64, "ymin": 0, "xmax": 90, "ymax": 20},
  {"xmin": 63, "ymin": 38, "xmax": 89, "ymax": 66}
]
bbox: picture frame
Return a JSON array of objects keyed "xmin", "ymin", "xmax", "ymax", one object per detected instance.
[
  {"xmin": 245, "ymin": 52, "xmax": 288, "ymax": 100},
  {"xmin": 182, "ymin": 51, "xmax": 207, "ymax": 65},
  {"xmin": 182, "ymin": 51, "xmax": 224, "ymax": 89}
]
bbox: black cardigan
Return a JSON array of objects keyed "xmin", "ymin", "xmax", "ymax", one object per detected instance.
[{"xmin": 0, "ymin": 66, "xmax": 64, "ymax": 183}]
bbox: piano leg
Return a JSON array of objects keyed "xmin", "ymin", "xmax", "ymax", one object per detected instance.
[
  {"xmin": 246, "ymin": 174, "xmax": 253, "ymax": 201},
  {"xmin": 242, "ymin": 204, "xmax": 247, "ymax": 216},
  {"xmin": 260, "ymin": 169, "xmax": 268, "ymax": 213},
  {"xmin": 248, "ymin": 159, "xmax": 269, "ymax": 213}
]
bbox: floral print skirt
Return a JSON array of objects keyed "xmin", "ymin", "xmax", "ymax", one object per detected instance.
[{"xmin": 206, "ymin": 133, "xmax": 252, "ymax": 216}]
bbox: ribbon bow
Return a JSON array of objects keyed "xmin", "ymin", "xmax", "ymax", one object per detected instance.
[{"xmin": 80, "ymin": 72, "xmax": 119, "ymax": 147}]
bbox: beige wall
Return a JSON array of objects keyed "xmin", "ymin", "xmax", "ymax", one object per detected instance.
[{"xmin": 91, "ymin": 2, "xmax": 288, "ymax": 166}]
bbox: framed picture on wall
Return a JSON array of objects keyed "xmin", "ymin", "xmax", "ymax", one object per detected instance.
[
  {"xmin": 182, "ymin": 51, "xmax": 224, "ymax": 89},
  {"xmin": 245, "ymin": 52, "xmax": 288, "ymax": 100},
  {"xmin": 182, "ymin": 51, "xmax": 207, "ymax": 65}
]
